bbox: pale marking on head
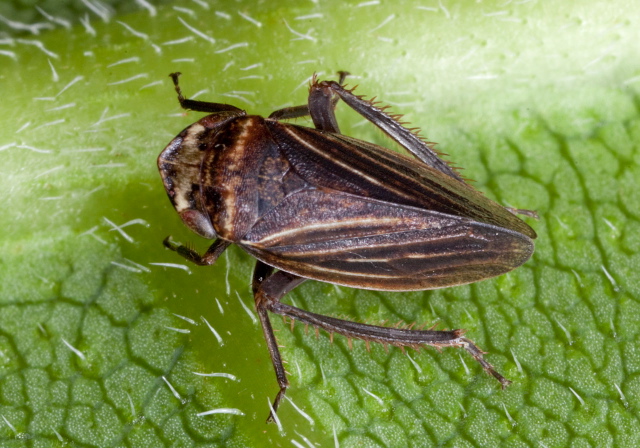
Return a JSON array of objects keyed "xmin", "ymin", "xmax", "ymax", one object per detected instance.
[
  {"xmin": 182, "ymin": 122, "xmax": 206, "ymax": 148},
  {"xmin": 171, "ymin": 122, "xmax": 208, "ymax": 213},
  {"xmin": 174, "ymin": 192, "xmax": 191, "ymax": 213}
]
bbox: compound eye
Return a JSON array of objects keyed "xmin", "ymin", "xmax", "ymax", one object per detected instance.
[{"xmin": 179, "ymin": 210, "xmax": 216, "ymax": 239}]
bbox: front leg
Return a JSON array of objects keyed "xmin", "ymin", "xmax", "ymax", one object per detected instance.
[
  {"xmin": 163, "ymin": 237, "xmax": 230, "ymax": 266},
  {"xmin": 169, "ymin": 72, "xmax": 245, "ymax": 114}
]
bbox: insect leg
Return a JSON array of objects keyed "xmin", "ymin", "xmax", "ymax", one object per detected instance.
[
  {"xmin": 267, "ymin": 104, "xmax": 311, "ymax": 121},
  {"xmin": 162, "ymin": 237, "xmax": 230, "ymax": 266},
  {"xmin": 254, "ymin": 267, "xmax": 511, "ymax": 402},
  {"xmin": 267, "ymin": 71, "xmax": 350, "ymax": 127},
  {"xmin": 252, "ymin": 261, "xmax": 307, "ymax": 422},
  {"xmin": 271, "ymin": 300, "xmax": 511, "ymax": 388},
  {"xmin": 310, "ymin": 78, "xmax": 465, "ymax": 182},
  {"xmin": 169, "ymin": 72, "xmax": 245, "ymax": 114}
]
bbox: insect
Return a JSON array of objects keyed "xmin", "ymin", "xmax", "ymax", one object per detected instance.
[{"xmin": 158, "ymin": 72, "xmax": 537, "ymax": 422}]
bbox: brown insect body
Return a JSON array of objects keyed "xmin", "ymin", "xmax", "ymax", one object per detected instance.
[{"xmin": 158, "ymin": 72, "xmax": 536, "ymax": 422}]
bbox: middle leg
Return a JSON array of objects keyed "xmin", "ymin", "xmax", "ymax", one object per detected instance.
[{"xmin": 267, "ymin": 71, "xmax": 350, "ymax": 133}]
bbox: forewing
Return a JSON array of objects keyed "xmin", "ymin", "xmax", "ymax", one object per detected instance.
[
  {"xmin": 266, "ymin": 122, "xmax": 536, "ymax": 239},
  {"xmin": 240, "ymin": 189, "xmax": 534, "ymax": 291}
]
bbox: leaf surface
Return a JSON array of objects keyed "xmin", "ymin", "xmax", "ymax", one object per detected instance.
[{"xmin": 1, "ymin": 1, "xmax": 639, "ymax": 446}]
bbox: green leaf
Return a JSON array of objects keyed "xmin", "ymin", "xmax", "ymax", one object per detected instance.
[{"xmin": 1, "ymin": 0, "xmax": 639, "ymax": 446}]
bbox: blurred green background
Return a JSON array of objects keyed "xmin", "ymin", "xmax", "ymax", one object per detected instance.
[{"xmin": 1, "ymin": 0, "xmax": 640, "ymax": 446}]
